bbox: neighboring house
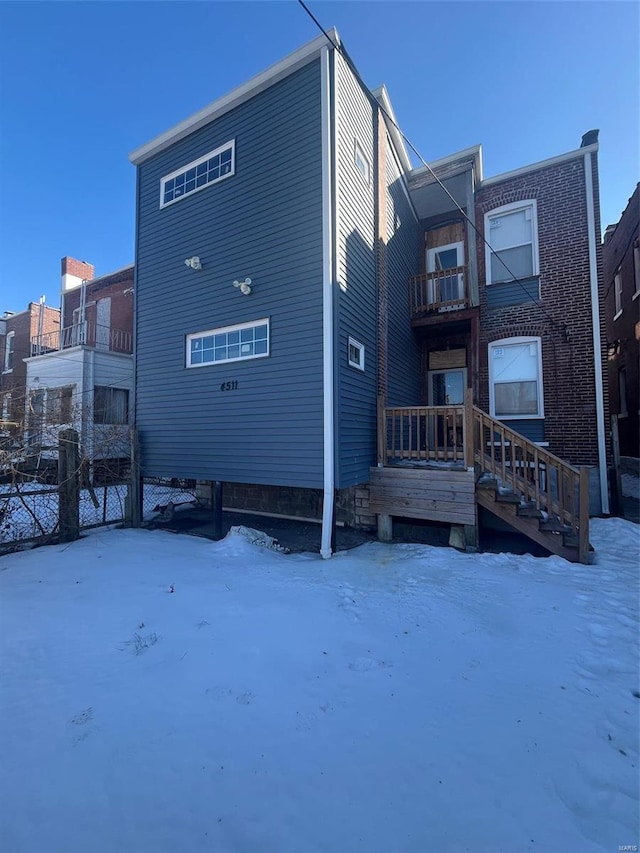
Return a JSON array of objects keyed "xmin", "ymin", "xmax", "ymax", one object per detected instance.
[
  {"xmin": 129, "ymin": 29, "xmax": 608, "ymax": 561},
  {"xmin": 603, "ymin": 184, "xmax": 639, "ymax": 461},
  {"xmin": 0, "ymin": 302, "xmax": 60, "ymax": 436},
  {"xmin": 24, "ymin": 257, "xmax": 134, "ymax": 476}
]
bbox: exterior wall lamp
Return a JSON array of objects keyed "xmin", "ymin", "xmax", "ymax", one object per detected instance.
[
  {"xmin": 184, "ymin": 256, "xmax": 202, "ymax": 271},
  {"xmin": 233, "ymin": 277, "xmax": 252, "ymax": 295}
]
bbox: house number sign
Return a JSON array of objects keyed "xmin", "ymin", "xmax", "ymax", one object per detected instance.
[{"xmin": 220, "ymin": 380, "xmax": 238, "ymax": 391}]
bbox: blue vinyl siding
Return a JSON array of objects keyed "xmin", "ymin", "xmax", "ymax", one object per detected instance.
[
  {"xmin": 502, "ymin": 418, "xmax": 545, "ymax": 443},
  {"xmin": 135, "ymin": 60, "xmax": 325, "ymax": 487},
  {"xmin": 334, "ymin": 52, "xmax": 377, "ymax": 489},
  {"xmin": 385, "ymin": 140, "xmax": 422, "ymax": 407},
  {"xmin": 486, "ymin": 276, "xmax": 540, "ymax": 309}
]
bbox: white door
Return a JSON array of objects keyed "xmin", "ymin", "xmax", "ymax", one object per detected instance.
[
  {"xmin": 426, "ymin": 242, "xmax": 464, "ymax": 304},
  {"xmin": 96, "ymin": 298, "xmax": 111, "ymax": 350}
]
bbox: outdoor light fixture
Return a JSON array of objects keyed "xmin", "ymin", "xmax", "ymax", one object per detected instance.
[
  {"xmin": 184, "ymin": 256, "xmax": 202, "ymax": 271},
  {"xmin": 233, "ymin": 277, "xmax": 252, "ymax": 295}
]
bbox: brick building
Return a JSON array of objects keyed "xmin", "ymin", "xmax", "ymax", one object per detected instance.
[
  {"xmin": 604, "ymin": 183, "xmax": 640, "ymax": 460},
  {"xmin": 0, "ymin": 302, "xmax": 60, "ymax": 426}
]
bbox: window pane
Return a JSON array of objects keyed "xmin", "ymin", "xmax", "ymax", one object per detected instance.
[
  {"xmin": 489, "ymin": 208, "xmax": 532, "ymax": 250},
  {"xmin": 228, "ymin": 345, "xmax": 240, "ymax": 359},
  {"xmin": 495, "ymin": 381, "xmax": 538, "ymax": 416},
  {"xmin": 228, "ymin": 331, "xmax": 240, "ymax": 345},
  {"xmin": 492, "ymin": 343, "xmax": 538, "ymax": 382},
  {"xmin": 254, "ymin": 339, "xmax": 267, "ymax": 355},
  {"xmin": 196, "ymin": 163, "xmax": 207, "ymax": 176},
  {"xmin": 490, "ymin": 244, "xmax": 534, "ymax": 283},
  {"xmin": 254, "ymin": 325, "xmax": 268, "ymax": 340},
  {"xmin": 434, "ymin": 248, "xmax": 458, "ymax": 270},
  {"xmin": 240, "ymin": 328, "xmax": 253, "ymax": 343},
  {"xmin": 185, "ymin": 179, "xmax": 196, "ymax": 193}
]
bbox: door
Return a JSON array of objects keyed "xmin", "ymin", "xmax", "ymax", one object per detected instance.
[
  {"xmin": 426, "ymin": 242, "xmax": 464, "ymax": 305},
  {"xmin": 428, "ymin": 369, "xmax": 466, "ymax": 405},
  {"xmin": 96, "ymin": 298, "xmax": 111, "ymax": 350}
]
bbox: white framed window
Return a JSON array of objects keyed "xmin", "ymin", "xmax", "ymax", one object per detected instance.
[
  {"xmin": 489, "ymin": 337, "xmax": 544, "ymax": 419},
  {"xmin": 485, "ymin": 200, "xmax": 539, "ymax": 284},
  {"xmin": 4, "ymin": 331, "xmax": 15, "ymax": 372},
  {"xmin": 187, "ymin": 318, "xmax": 269, "ymax": 368},
  {"xmin": 614, "ymin": 271, "xmax": 623, "ymax": 318},
  {"xmin": 619, "ymin": 369, "xmax": 628, "ymax": 417},
  {"xmin": 161, "ymin": 140, "xmax": 235, "ymax": 208},
  {"xmin": 46, "ymin": 386, "xmax": 74, "ymax": 425},
  {"xmin": 634, "ymin": 242, "xmax": 640, "ymax": 298},
  {"xmin": 348, "ymin": 336, "xmax": 365, "ymax": 371},
  {"xmin": 354, "ymin": 141, "xmax": 370, "ymax": 185}
]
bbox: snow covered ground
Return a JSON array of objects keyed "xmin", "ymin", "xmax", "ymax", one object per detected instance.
[{"xmin": 0, "ymin": 519, "xmax": 638, "ymax": 853}]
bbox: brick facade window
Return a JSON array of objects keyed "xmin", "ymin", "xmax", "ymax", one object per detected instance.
[
  {"xmin": 485, "ymin": 200, "xmax": 539, "ymax": 284},
  {"xmin": 614, "ymin": 271, "xmax": 623, "ymax": 317},
  {"xmin": 4, "ymin": 331, "xmax": 14, "ymax": 371},
  {"xmin": 488, "ymin": 336, "xmax": 544, "ymax": 419}
]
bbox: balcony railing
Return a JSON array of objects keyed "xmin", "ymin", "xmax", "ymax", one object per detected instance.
[
  {"xmin": 31, "ymin": 322, "xmax": 132, "ymax": 356},
  {"xmin": 409, "ymin": 265, "xmax": 469, "ymax": 317}
]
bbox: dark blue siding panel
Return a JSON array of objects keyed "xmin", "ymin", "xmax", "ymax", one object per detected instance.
[
  {"xmin": 385, "ymin": 142, "xmax": 422, "ymax": 407},
  {"xmin": 135, "ymin": 60, "xmax": 325, "ymax": 487},
  {"xmin": 503, "ymin": 418, "xmax": 545, "ymax": 443},
  {"xmin": 334, "ymin": 53, "xmax": 378, "ymax": 489},
  {"xmin": 486, "ymin": 277, "xmax": 540, "ymax": 308}
]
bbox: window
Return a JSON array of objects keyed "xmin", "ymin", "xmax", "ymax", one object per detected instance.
[
  {"xmin": 161, "ymin": 140, "xmax": 235, "ymax": 208},
  {"xmin": 187, "ymin": 319, "xmax": 269, "ymax": 368},
  {"xmin": 354, "ymin": 142, "xmax": 370, "ymax": 185},
  {"xmin": 634, "ymin": 241, "xmax": 640, "ymax": 297},
  {"xmin": 614, "ymin": 271, "xmax": 623, "ymax": 317},
  {"xmin": 4, "ymin": 331, "xmax": 14, "ymax": 371},
  {"xmin": 348, "ymin": 337, "xmax": 365, "ymax": 371},
  {"xmin": 619, "ymin": 369, "xmax": 628, "ymax": 417},
  {"xmin": 485, "ymin": 201, "xmax": 539, "ymax": 284},
  {"xmin": 46, "ymin": 386, "xmax": 74, "ymax": 425},
  {"xmin": 1, "ymin": 393, "xmax": 11, "ymax": 423},
  {"xmin": 94, "ymin": 387, "xmax": 129, "ymax": 425},
  {"xmin": 489, "ymin": 337, "xmax": 543, "ymax": 419}
]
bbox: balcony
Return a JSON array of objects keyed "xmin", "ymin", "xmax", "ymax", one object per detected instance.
[
  {"xmin": 31, "ymin": 322, "xmax": 132, "ymax": 356},
  {"xmin": 409, "ymin": 265, "xmax": 470, "ymax": 318}
]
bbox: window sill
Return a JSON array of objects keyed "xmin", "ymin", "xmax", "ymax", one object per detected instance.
[
  {"xmin": 613, "ymin": 309, "xmax": 623, "ymax": 321},
  {"xmin": 2, "ymin": 369, "xmax": 13, "ymax": 375},
  {"xmin": 632, "ymin": 290, "xmax": 640, "ymax": 301}
]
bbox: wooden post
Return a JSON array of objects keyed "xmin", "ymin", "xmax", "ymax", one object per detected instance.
[
  {"xmin": 464, "ymin": 387, "xmax": 474, "ymax": 469},
  {"xmin": 58, "ymin": 428, "xmax": 80, "ymax": 543},
  {"xmin": 377, "ymin": 395, "xmax": 386, "ymax": 465},
  {"xmin": 212, "ymin": 480, "xmax": 224, "ymax": 540},
  {"xmin": 127, "ymin": 426, "xmax": 142, "ymax": 528},
  {"xmin": 378, "ymin": 513, "xmax": 392, "ymax": 543},
  {"xmin": 611, "ymin": 415, "xmax": 623, "ymax": 515},
  {"xmin": 578, "ymin": 466, "xmax": 590, "ymax": 565}
]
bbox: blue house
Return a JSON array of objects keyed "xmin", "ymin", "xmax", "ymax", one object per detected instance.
[{"xmin": 131, "ymin": 29, "xmax": 606, "ymax": 563}]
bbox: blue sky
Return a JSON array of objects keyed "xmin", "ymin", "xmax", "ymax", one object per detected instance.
[{"xmin": 0, "ymin": 1, "xmax": 637, "ymax": 312}]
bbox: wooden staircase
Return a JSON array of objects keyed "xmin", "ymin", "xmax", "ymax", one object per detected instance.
[{"xmin": 375, "ymin": 391, "xmax": 591, "ymax": 564}]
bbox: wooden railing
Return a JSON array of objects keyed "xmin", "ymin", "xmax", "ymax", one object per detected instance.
[
  {"xmin": 31, "ymin": 323, "xmax": 133, "ymax": 356},
  {"xmin": 409, "ymin": 265, "xmax": 469, "ymax": 317},
  {"xmin": 377, "ymin": 391, "xmax": 589, "ymax": 563}
]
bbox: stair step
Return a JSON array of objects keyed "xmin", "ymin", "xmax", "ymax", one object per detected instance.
[
  {"xmin": 476, "ymin": 476, "xmax": 498, "ymax": 490},
  {"xmin": 539, "ymin": 518, "xmax": 574, "ymax": 534},
  {"xmin": 495, "ymin": 491, "xmax": 521, "ymax": 505},
  {"xmin": 517, "ymin": 504, "xmax": 543, "ymax": 519}
]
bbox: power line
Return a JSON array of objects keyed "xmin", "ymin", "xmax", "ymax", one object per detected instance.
[{"xmin": 296, "ymin": 0, "xmax": 561, "ymax": 329}]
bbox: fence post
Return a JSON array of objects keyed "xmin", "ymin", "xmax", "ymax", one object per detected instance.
[
  {"xmin": 58, "ymin": 428, "xmax": 80, "ymax": 543},
  {"xmin": 464, "ymin": 387, "xmax": 475, "ymax": 469},
  {"xmin": 212, "ymin": 481, "xmax": 224, "ymax": 540},
  {"xmin": 127, "ymin": 426, "xmax": 142, "ymax": 528},
  {"xmin": 578, "ymin": 466, "xmax": 590, "ymax": 564}
]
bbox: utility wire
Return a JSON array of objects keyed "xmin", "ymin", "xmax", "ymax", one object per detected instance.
[{"xmin": 297, "ymin": 0, "xmax": 563, "ymax": 329}]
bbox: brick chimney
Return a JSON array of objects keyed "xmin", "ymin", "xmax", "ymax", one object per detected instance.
[{"xmin": 61, "ymin": 256, "xmax": 94, "ymax": 293}]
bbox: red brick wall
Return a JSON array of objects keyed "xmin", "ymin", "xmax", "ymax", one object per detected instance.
[
  {"xmin": 475, "ymin": 154, "xmax": 607, "ymax": 467},
  {"xmin": 604, "ymin": 183, "xmax": 640, "ymax": 457},
  {"xmin": 61, "ymin": 257, "xmax": 94, "ymax": 281},
  {"xmin": 63, "ymin": 267, "xmax": 134, "ymax": 344},
  {"xmin": 0, "ymin": 304, "xmax": 60, "ymax": 422}
]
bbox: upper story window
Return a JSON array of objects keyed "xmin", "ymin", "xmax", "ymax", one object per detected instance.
[
  {"xmin": 160, "ymin": 140, "xmax": 235, "ymax": 208},
  {"xmin": 488, "ymin": 337, "xmax": 544, "ymax": 419},
  {"xmin": 187, "ymin": 319, "xmax": 269, "ymax": 368},
  {"xmin": 354, "ymin": 141, "xmax": 370, "ymax": 185},
  {"xmin": 614, "ymin": 270, "xmax": 623, "ymax": 318},
  {"xmin": 485, "ymin": 200, "xmax": 539, "ymax": 284},
  {"xmin": 4, "ymin": 331, "xmax": 15, "ymax": 372},
  {"xmin": 348, "ymin": 336, "xmax": 365, "ymax": 371},
  {"xmin": 633, "ymin": 241, "xmax": 640, "ymax": 298}
]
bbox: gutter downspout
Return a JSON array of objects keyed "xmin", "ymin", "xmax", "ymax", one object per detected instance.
[
  {"xmin": 320, "ymin": 45, "xmax": 335, "ymax": 559},
  {"xmin": 584, "ymin": 150, "xmax": 609, "ymax": 515}
]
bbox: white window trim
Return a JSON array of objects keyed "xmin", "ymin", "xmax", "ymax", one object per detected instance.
[
  {"xmin": 3, "ymin": 330, "xmax": 15, "ymax": 373},
  {"xmin": 484, "ymin": 200, "xmax": 539, "ymax": 285},
  {"xmin": 186, "ymin": 318, "xmax": 269, "ymax": 368},
  {"xmin": 160, "ymin": 139, "xmax": 235, "ymax": 209},
  {"xmin": 426, "ymin": 241, "xmax": 464, "ymax": 272},
  {"xmin": 348, "ymin": 336, "xmax": 365, "ymax": 371},
  {"xmin": 488, "ymin": 336, "xmax": 544, "ymax": 420},
  {"xmin": 354, "ymin": 141, "xmax": 370, "ymax": 186},
  {"xmin": 614, "ymin": 270, "xmax": 623, "ymax": 318}
]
